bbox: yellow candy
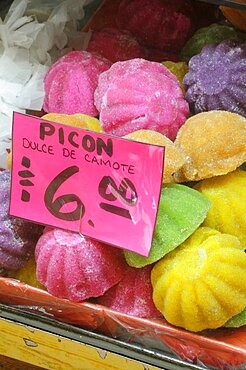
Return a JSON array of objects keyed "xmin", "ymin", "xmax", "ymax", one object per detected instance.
[
  {"xmin": 8, "ymin": 258, "xmax": 45, "ymax": 290},
  {"xmin": 42, "ymin": 113, "xmax": 103, "ymax": 132},
  {"xmin": 162, "ymin": 61, "xmax": 188, "ymax": 94},
  {"xmin": 195, "ymin": 170, "xmax": 246, "ymax": 245},
  {"xmin": 175, "ymin": 111, "xmax": 246, "ymax": 182},
  {"xmin": 124, "ymin": 130, "xmax": 185, "ymax": 183},
  {"xmin": 151, "ymin": 227, "xmax": 246, "ymax": 332}
]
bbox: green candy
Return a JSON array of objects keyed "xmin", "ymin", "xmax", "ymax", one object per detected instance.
[
  {"xmin": 224, "ymin": 307, "xmax": 246, "ymax": 328},
  {"xmin": 124, "ymin": 184, "xmax": 211, "ymax": 268},
  {"xmin": 180, "ymin": 23, "xmax": 244, "ymax": 62}
]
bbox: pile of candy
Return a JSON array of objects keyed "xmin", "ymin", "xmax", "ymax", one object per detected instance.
[{"xmin": 1, "ymin": 0, "xmax": 246, "ymax": 333}]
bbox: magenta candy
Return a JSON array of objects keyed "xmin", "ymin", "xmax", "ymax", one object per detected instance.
[
  {"xmin": 94, "ymin": 58, "xmax": 189, "ymax": 140},
  {"xmin": 98, "ymin": 265, "xmax": 162, "ymax": 318},
  {"xmin": 43, "ymin": 51, "xmax": 112, "ymax": 116},
  {"xmin": 0, "ymin": 170, "xmax": 43, "ymax": 272},
  {"xmin": 86, "ymin": 28, "xmax": 146, "ymax": 63},
  {"xmin": 35, "ymin": 228, "xmax": 127, "ymax": 302},
  {"xmin": 116, "ymin": 0, "xmax": 194, "ymax": 52}
]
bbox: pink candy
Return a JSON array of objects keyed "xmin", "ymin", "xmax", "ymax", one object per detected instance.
[
  {"xmin": 43, "ymin": 51, "xmax": 112, "ymax": 116},
  {"xmin": 98, "ymin": 266, "xmax": 162, "ymax": 318},
  {"xmin": 116, "ymin": 0, "xmax": 194, "ymax": 52},
  {"xmin": 35, "ymin": 228, "xmax": 127, "ymax": 302},
  {"xmin": 94, "ymin": 58, "xmax": 189, "ymax": 140},
  {"xmin": 87, "ymin": 28, "xmax": 146, "ymax": 63}
]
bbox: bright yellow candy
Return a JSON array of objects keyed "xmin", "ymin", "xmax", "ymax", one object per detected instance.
[
  {"xmin": 124, "ymin": 130, "xmax": 185, "ymax": 183},
  {"xmin": 162, "ymin": 61, "xmax": 188, "ymax": 94},
  {"xmin": 42, "ymin": 113, "xmax": 103, "ymax": 132},
  {"xmin": 195, "ymin": 170, "xmax": 246, "ymax": 245},
  {"xmin": 8, "ymin": 258, "xmax": 45, "ymax": 290},
  {"xmin": 151, "ymin": 227, "xmax": 246, "ymax": 332}
]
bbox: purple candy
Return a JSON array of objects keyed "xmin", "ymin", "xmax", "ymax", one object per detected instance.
[
  {"xmin": 0, "ymin": 170, "xmax": 43, "ymax": 272},
  {"xmin": 183, "ymin": 40, "xmax": 246, "ymax": 117}
]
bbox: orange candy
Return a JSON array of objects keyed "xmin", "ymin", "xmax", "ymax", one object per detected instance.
[
  {"xmin": 175, "ymin": 111, "xmax": 246, "ymax": 182},
  {"xmin": 124, "ymin": 130, "xmax": 185, "ymax": 183}
]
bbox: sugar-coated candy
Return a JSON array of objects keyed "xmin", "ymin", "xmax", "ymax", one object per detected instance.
[
  {"xmin": 151, "ymin": 227, "xmax": 246, "ymax": 332},
  {"xmin": 124, "ymin": 184, "xmax": 210, "ymax": 267},
  {"xmin": 98, "ymin": 266, "xmax": 162, "ymax": 318},
  {"xmin": 195, "ymin": 170, "xmax": 246, "ymax": 246},
  {"xmin": 35, "ymin": 228, "xmax": 127, "ymax": 302},
  {"xmin": 43, "ymin": 51, "xmax": 112, "ymax": 116},
  {"xmin": 8, "ymin": 258, "xmax": 45, "ymax": 290},
  {"xmin": 124, "ymin": 130, "xmax": 185, "ymax": 183},
  {"xmin": 0, "ymin": 171, "xmax": 43, "ymax": 271},
  {"xmin": 183, "ymin": 40, "xmax": 246, "ymax": 117},
  {"xmin": 94, "ymin": 59, "xmax": 189, "ymax": 140},
  {"xmin": 220, "ymin": 5, "xmax": 246, "ymax": 32},
  {"xmin": 86, "ymin": 28, "xmax": 146, "ymax": 63},
  {"xmin": 174, "ymin": 111, "xmax": 246, "ymax": 182},
  {"xmin": 162, "ymin": 61, "xmax": 188, "ymax": 93},
  {"xmin": 180, "ymin": 23, "xmax": 242, "ymax": 62},
  {"xmin": 225, "ymin": 307, "xmax": 246, "ymax": 328},
  {"xmin": 116, "ymin": 0, "xmax": 194, "ymax": 52},
  {"xmin": 42, "ymin": 113, "xmax": 103, "ymax": 132}
]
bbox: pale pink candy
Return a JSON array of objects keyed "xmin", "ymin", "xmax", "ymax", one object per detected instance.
[
  {"xmin": 98, "ymin": 265, "xmax": 162, "ymax": 318},
  {"xmin": 94, "ymin": 58, "xmax": 189, "ymax": 140},
  {"xmin": 35, "ymin": 228, "xmax": 127, "ymax": 302},
  {"xmin": 86, "ymin": 28, "xmax": 146, "ymax": 63},
  {"xmin": 43, "ymin": 51, "xmax": 112, "ymax": 116}
]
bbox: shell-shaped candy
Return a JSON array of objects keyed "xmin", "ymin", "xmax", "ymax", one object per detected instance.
[
  {"xmin": 180, "ymin": 23, "xmax": 243, "ymax": 62},
  {"xmin": 183, "ymin": 40, "xmax": 246, "ymax": 117},
  {"xmin": 124, "ymin": 130, "xmax": 185, "ymax": 183},
  {"xmin": 0, "ymin": 171, "xmax": 43, "ymax": 272},
  {"xmin": 151, "ymin": 227, "xmax": 246, "ymax": 332},
  {"xmin": 43, "ymin": 51, "xmax": 111, "ymax": 116},
  {"xmin": 174, "ymin": 111, "xmax": 246, "ymax": 182},
  {"xmin": 124, "ymin": 184, "xmax": 210, "ymax": 268},
  {"xmin": 94, "ymin": 58, "xmax": 189, "ymax": 140},
  {"xmin": 35, "ymin": 228, "xmax": 127, "ymax": 302},
  {"xmin": 195, "ymin": 170, "xmax": 246, "ymax": 245}
]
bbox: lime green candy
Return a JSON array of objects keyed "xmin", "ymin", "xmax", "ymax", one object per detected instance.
[
  {"xmin": 124, "ymin": 184, "xmax": 211, "ymax": 268},
  {"xmin": 180, "ymin": 23, "xmax": 244, "ymax": 62},
  {"xmin": 225, "ymin": 307, "xmax": 246, "ymax": 328}
]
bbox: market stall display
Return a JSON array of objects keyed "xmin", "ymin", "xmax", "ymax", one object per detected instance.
[{"xmin": 0, "ymin": 0, "xmax": 245, "ymax": 369}]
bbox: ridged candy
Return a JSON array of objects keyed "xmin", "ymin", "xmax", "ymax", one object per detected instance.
[
  {"xmin": 183, "ymin": 40, "xmax": 246, "ymax": 117},
  {"xmin": 195, "ymin": 170, "xmax": 246, "ymax": 245},
  {"xmin": 124, "ymin": 184, "xmax": 210, "ymax": 267},
  {"xmin": 94, "ymin": 59, "xmax": 189, "ymax": 140},
  {"xmin": 35, "ymin": 228, "xmax": 127, "ymax": 302},
  {"xmin": 151, "ymin": 227, "xmax": 246, "ymax": 332},
  {"xmin": 43, "ymin": 51, "xmax": 111, "ymax": 116}
]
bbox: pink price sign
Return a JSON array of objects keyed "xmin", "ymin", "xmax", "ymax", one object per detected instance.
[{"xmin": 10, "ymin": 112, "xmax": 164, "ymax": 256}]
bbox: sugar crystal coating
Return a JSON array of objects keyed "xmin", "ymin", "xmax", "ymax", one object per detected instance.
[
  {"xmin": 86, "ymin": 28, "xmax": 146, "ymax": 63},
  {"xmin": 124, "ymin": 184, "xmax": 211, "ymax": 267},
  {"xmin": 98, "ymin": 265, "xmax": 162, "ymax": 318},
  {"xmin": 195, "ymin": 170, "xmax": 246, "ymax": 246},
  {"xmin": 151, "ymin": 227, "xmax": 246, "ymax": 332},
  {"xmin": 43, "ymin": 51, "xmax": 112, "ymax": 116},
  {"xmin": 174, "ymin": 111, "xmax": 246, "ymax": 182},
  {"xmin": 0, "ymin": 171, "xmax": 43, "ymax": 272},
  {"xmin": 124, "ymin": 130, "xmax": 185, "ymax": 183},
  {"xmin": 183, "ymin": 40, "xmax": 246, "ymax": 116},
  {"xmin": 35, "ymin": 228, "xmax": 127, "ymax": 302},
  {"xmin": 180, "ymin": 23, "xmax": 243, "ymax": 62},
  {"xmin": 116, "ymin": 0, "xmax": 194, "ymax": 52},
  {"xmin": 94, "ymin": 59, "xmax": 189, "ymax": 140}
]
